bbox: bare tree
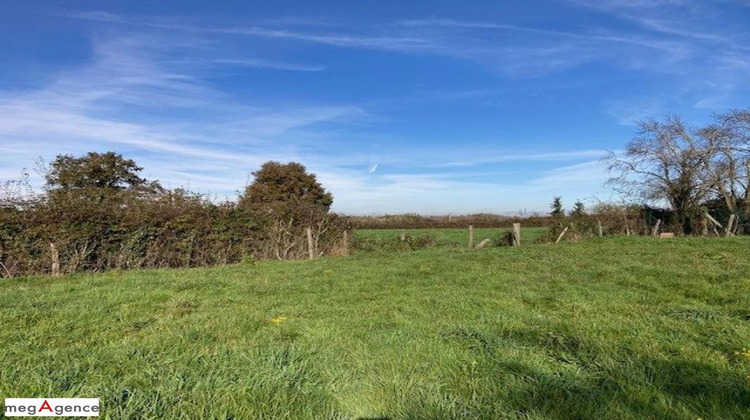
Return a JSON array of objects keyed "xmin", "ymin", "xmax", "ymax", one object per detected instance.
[
  {"xmin": 604, "ymin": 116, "xmax": 713, "ymax": 234},
  {"xmin": 701, "ymin": 109, "xmax": 750, "ymax": 215}
]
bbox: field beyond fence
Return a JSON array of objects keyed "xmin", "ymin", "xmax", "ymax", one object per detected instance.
[{"xmin": 354, "ymin": 227, "xmax": 548, "ymax": 250}]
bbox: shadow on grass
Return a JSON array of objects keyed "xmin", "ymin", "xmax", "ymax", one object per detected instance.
[{"xmin": 442, "ymin": 326, "xmax": 750, "ymax": 419}]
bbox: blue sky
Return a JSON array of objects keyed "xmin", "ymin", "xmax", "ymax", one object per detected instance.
[{"xmin": 1, "ymin": 0, "xmax": 749, "ymax": 214}]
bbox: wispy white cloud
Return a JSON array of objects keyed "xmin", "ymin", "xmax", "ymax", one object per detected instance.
[
  {"xmin": 212, "ymin": 58, "xmax": 326, "ymax": 72},
  {"xmin": 566, "ymin": 0, "xmax": 738, "ymax": 43},
  {"xmin": 565, "ymin": 0, "xmax": 693, "ymax": 12},
  {"xmin": 560, "ymin": 0, "xmax": 750, "ymax": 121},
  {"xmin": 605, "ymin": 98, "xmax": 665, "ymax": 125},
  {"xmin": 72, "ymin": 11, "xmax": 443, "ymax": 53},
  {"xmin": 224, "ymin": 26, "xmax": 440, "ymax": 52},
  {"xmin": 0, "ymin": 33, "xmax": 365, "ymax": 197},
  {"xmin": 71, "ymin": 6, "xmax": 749, "ymax": 83},
  {"xmin": 433, "ymin": 150, "xmax": 609, "ymax": 168},
  {"xmin": 232, "ymin": 107, "xmax": 365, "ymax": 137},
  {"xmin": 529, "ymin": 160, "xmax": 609, "ymax": 188}
]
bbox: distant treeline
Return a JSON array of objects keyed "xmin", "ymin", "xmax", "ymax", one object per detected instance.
[
  {"xmin": 349, "ymin": 213, "xmax": 557, "ymax": 230},
  {"xmin": 4, "ymin": 130, "xmax": 749, "ymax": 277},
  {"xmin": 351, "ymin": 201, "xmax": 745, "ymax": 239}
]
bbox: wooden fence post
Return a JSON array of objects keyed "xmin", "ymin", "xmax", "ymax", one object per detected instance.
[
  {"xmin": 726, "ymin": 214, "xmax": 736, "ymax": 237},
  {"xmin": 50, "ymin": 242, "xmax": 60, "ymax": 276},
  {"xmin": 706, "ymin": 213, "xmax": 722, "ymax": 228},
  {"xmin": 306, "ymin": 227, "xmax": 314, "ymax": 260},
  {"xmin": 512, "ymin": 223, "xmax": 521, "ymax": 247},
  {"xmin": 597, "ymin": 220, "xmax": 603, "ymax": 237},
  {"xmin": 342, "ymin": 230, "xmax": 349, "ymax": 254},
  {"xmin": 0, "ymin": 261, "xmax": 11, "ymax": 278},
  {"xmin": 705, "ymin": 213, "xmax": 723, "ymax": 236},
  {"xmin": 555, "ymin": 227, "xmax": 569, "ymax": 244},
  {"xmin": 468, "ymin": 225, "xmax": 474, "ymax": 249},
  {"xmin": 476, "ymin": 238, "xmax": 490, "ymax": 249},
  {"xmin": 400, "ymin": 230, "xmax": 406, "ymax": 241},
  {"xmin": 652, "ymin": 219, "xmax": 661, "ymax": 237}
]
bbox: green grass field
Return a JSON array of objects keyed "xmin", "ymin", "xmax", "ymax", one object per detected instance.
[
  {"xmin": 354, "ymin": 227, "xmax": 548, "ymax": 248},
  {"xmin": 2, "ymin": 236, "xmax": 750, "ymax": 419}
]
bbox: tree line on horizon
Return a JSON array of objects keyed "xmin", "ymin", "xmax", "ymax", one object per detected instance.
[{"xmin": 1, "ymin": 108, "xmax": 748, "ymax": 277}]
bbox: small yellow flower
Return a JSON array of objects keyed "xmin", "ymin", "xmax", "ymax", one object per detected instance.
[
  {"xmin": 736, "ymin": 348, "xmax": 750, "ymax": 360},
  {"xmin": 270, "ymin": 316, "xmax": 288, "ymax": 324}
]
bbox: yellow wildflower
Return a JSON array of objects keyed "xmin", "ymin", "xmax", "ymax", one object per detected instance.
[{"xmin": 271, "ymin": 316, "xmax": 288, "ymax": 324}]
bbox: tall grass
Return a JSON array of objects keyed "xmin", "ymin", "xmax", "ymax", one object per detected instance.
[{"xmin": 1, "ymin": 236, "xmax": 749, "ymax": 418}]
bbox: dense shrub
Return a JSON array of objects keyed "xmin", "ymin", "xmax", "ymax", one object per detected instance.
[
  {"xmin": 237, "ymin": 161, "xmax": 346, "ymax": 260},
  {"xmin": 0, "ymin": 154, "xmax": 348, "ymax": 277},
  {"xmin": 0, "ymin": 189, "xmax": 254, "ymax": 276}
]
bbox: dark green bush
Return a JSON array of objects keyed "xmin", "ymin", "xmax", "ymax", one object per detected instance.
[{"xmin": 0, "ymin": 154, "xmax": 348, "ymax": 277}]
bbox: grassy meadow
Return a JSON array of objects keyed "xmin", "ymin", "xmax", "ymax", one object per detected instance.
[
  {"xmin": 1, "ymin": 236, "xmax": 750, "ymax": 419},
  {"xmin": 354, "ymin": 227, "xmax": 548, "ymax": 249}
]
